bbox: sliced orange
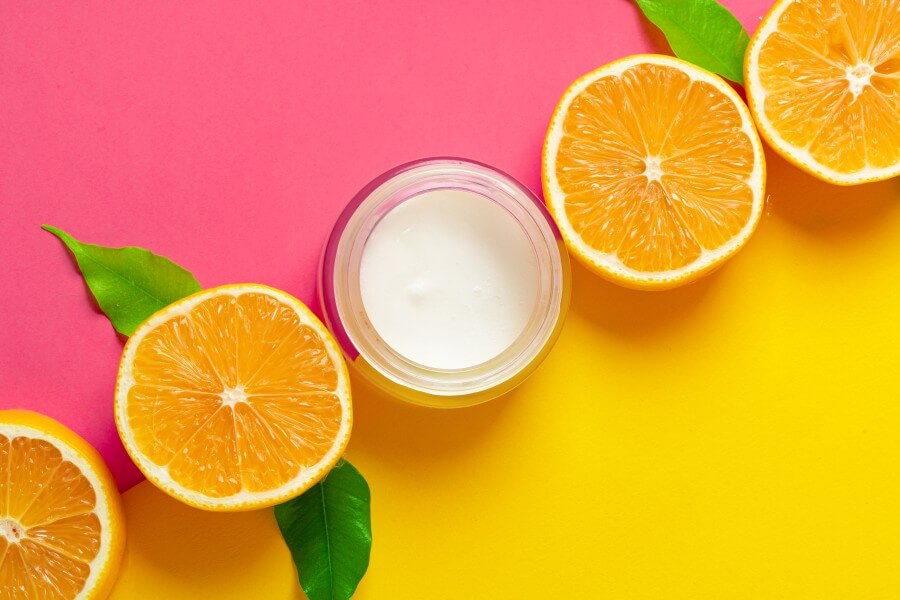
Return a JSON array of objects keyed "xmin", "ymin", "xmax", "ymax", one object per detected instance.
[
  {"xmin": 543, "ymin": 54, "xmax": 766, "ymax": 290},
  {"xmin": 0, "ymin": 410, "xmax": 125, "ymax": 599},
  {"xmin": 745, "ymin": 0, "xmax": 900, "ymax": 185},
  {"xmin": 114, "ymin": 284, "xmax": 352, "ymax": 511}
]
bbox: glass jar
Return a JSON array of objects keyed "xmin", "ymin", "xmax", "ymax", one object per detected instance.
[{"xmin": 319, "ymin": 158, "xmax": 570, "ymax": 408}]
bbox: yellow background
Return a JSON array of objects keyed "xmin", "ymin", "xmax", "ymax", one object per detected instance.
[{"xmin": 111, "ymin": 151, "xmax": 900, "ymax": 599}]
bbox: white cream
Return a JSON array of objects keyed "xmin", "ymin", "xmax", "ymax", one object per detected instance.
[{"xmin": 359, "ymin": 189, "xmax": 540, "ymax": 370}]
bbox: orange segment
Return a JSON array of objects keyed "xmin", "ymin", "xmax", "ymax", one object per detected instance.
[
  {"xmin": 746, "ymin": 0, "xmax": 900, "ymax": 184},
  {"xmin": 233, "ymin": 394, "xmax": 341, "ymax": 494},
  {"xmin": 543, "ymin": 55, "xmax": 765, "ymax": 289},
  {"xmin": 115, "ymin": 284, "xmax": 352, "ymax": 511},
  {"xmin": 165, "ymin": 407, "xmax": 242, "ymax": 499},
  {"xmin": 27, "ymin": 513, "xmax": 102, "ymax": 562},
  {"xmin": 20, "ymin": 460, "xmax": 97, "ymax": 527},
  {"xmin": 0, "ymin": 411, "xmax": 125, "ymax": 600},
  {"xmin": 125, "ymin": 387, "xmax": 222, "ymax": 466},
  {"xmin": 7, "ymin": 437, "xmax": 64, "ymax": 520},
  {"xmin": 17, "ymin": 539, "xmax": 91, "ymax": 597}
]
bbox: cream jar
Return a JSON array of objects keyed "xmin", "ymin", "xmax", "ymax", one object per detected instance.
[{"xmin": 319, "ymin": 158, "xmax": 570, "ymax": 407}]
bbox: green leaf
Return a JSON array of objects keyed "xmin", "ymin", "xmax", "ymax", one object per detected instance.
[
  {"xmin": 634, "ymin": 0, "xmax": 750, "ymax": 84},
  {"xmin": 275, "ymin": 460, "xmax": 372, "ymax": 600},
  {"xmin": 43, "ymin": 225, "xmax": 201, "ymax": 336}
]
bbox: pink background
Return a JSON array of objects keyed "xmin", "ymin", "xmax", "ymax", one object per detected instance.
[{"xmin": 1, "ymin": 0, "xmax": 762, "ymax": 490}]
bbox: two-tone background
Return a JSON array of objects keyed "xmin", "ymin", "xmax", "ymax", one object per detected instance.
[{"xmin": 3, "ymin": 1, "xmax": 899, "ymax": 597}]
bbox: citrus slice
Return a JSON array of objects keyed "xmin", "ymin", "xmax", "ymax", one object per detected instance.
[
  {"xmin": 542, "ymin": 54, "xmax": 766, "ymax": 290},
  {"xmin": 745, "ymin": 0, "xmax": 900, "ymax": 185},
  {"xmin": 114, "ymin": 284, "xmax": 352, "ymax": 511},
  {"xmin": 0, "ymin": 410, "xmax": 125, "ymax": 599}
]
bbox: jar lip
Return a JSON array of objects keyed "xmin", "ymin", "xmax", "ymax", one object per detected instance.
[{"xmin": 321, "ymin": 157, "xmax": 567, "ymax": 397}]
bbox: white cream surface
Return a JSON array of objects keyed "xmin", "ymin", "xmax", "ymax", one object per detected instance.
[{"xmin": 359, "ymin": 189, "xmax": 540, "ymax": 370}]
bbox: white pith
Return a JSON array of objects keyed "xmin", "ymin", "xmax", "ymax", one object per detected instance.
[
  {"xmin": 0, "ymin": 423, "xmax": 115, "ymax": 600},
  {"xmin": 543, "ymin": 54, "xmax": 766, "ymax": 286},
  {"xmin": 745, "ymin": 0, "xmax": 900, "ymax": 184},
  {"xmin": 0, "ymin": 517, "xmax": 24, "ymax": 542},
  {"xmin": 219, "ymin": 386, "xmax": 247, "ymax": 408},
  {"xmin": 115, "ymin": 284, "xmax": 352, "ymax": 510},
  {"xmin": 642, "ymin": 156, "xmax": 664, "ymax": 183},
  {"xmin": 846, "ymin": 62, "xmax": 874, "ymax": 98}
]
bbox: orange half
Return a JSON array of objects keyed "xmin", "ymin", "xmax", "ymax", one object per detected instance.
[
  {"xmin": 114, "ymin": 284, "xmax": 352, "ymax": 511},
  {"xmin": 745, "ymin": 0, "xmax": 900, "ymax": 184},
  {"xmin": 0, "ymin": 410, "xmax": 125, "ymax": 599},
  {"xmin": 543, "ymin": 54, "xmax": 766, "ymax": 290}
]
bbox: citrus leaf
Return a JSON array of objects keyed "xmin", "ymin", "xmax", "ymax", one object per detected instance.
[
  {"xmin": 634, "ymin": 0, "xmax": 749, "ymax": 84},
  {"xmin": 43, "ymin": 225, "xmax": 201, "ymax": 335},
  {"xmin": 275, "ymin": 459, "xmax": 372, "ymax": 600}
]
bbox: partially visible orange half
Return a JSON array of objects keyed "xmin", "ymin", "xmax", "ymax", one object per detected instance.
[
  {"xmin": 745, "ymin": 0, "xmax": 900, "ymax": 185},
  {"xmin": 543, "ymin": 55, "xmax": 766, "ymax": 289},
  {"xmin": 115, "ymin": 284, "xmax": 352, "ymax": 511},
  {"xmin": 0, "ymin": 410, "xmax": 125, "ymax": 599}
]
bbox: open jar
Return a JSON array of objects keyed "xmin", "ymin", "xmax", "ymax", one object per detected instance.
[{"xmin": 319, "ymin": 158, "xmax": 570, "ymax": 408}]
